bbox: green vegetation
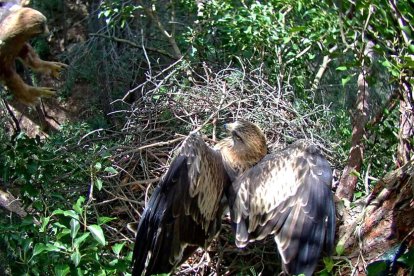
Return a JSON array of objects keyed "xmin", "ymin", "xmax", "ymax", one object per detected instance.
[{"xmin": 1, "ymin": 0, "xmax": 412, "ymax": 275}]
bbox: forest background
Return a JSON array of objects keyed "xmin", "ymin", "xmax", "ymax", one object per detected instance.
[{"xmin": 0, "ymin": 0, "xmax": 413, "ymax": 275}]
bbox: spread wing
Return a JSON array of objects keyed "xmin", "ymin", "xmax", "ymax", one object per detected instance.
[
  {"xmin": 230, "ymin": 141, "xmax": 335, "ymax": 276},
  {"xmin": 132, "ymin": 134, "xmax": 230, "ymax": 276}
]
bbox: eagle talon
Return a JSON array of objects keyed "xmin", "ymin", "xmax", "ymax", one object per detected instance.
[
  {"xmin": 47, "ymin": 61, "xmax": 68, "ymax": 78},
  {"xmin": 0, "ymin": 4, "xmax": 66, "ymax": 105}
]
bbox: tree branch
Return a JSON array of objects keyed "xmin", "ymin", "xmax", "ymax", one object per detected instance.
[{"xmin": 89, "ymin": 33, "xmax": 178, "ymax": 60}]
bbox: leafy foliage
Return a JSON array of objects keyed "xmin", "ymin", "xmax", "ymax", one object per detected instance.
[
  {"xmin": 1, "ymin": 0, "xmax": 412, "ymax": 274},
  {"xmin": 0, "ymin": 123, "xmax": 129, "ymax": 275},
  {"xmin": 0, "ymin": 197, "xmax": 130, "ymax": 275}
]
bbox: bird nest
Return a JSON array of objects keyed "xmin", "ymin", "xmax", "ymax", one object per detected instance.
[{"xmin": 97, "ymin": 60, "xmax": 338, "ymax": 275}]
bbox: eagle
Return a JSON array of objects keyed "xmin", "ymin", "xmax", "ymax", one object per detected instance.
[
  {"xmin": 229, "ymin": 140, "xmax": 336, "ymax": 275},
  {"xmin": 132, "ymin": 120, "xmax": 268, "ymax": 276},
  {"xmin": 0, "ymin": 0, "xmax": 67, "ymax": 105}
]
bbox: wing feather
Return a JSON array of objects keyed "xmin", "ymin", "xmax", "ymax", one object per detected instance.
[
  {"xmin": 230, "ymin": 140, "xmax": 335, "ymax": 276},
  {"xmin": 132, "ymin": 134, "xmax": 230, "ymax": 276}
]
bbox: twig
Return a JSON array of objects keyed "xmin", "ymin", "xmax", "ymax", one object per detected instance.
[{"xmin": 89, "ymin": 33, "xmax": 177, "ymax": 60}]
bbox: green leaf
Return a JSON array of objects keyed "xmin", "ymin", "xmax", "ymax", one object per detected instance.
[
  {"xmin": 323, "ymin": 256, "xmax": 334, "ymax": 272},
  {"xmin": 22, "ymin": 239, "xmax": 33, "ymax": 254},
  {"xmin": 381, "ymin": 59, "xmax": 392, "ymax": 68},
  {"xmin": 74, "ymin": 232, "xmax": 91, "ymax": 248},
  {"xmin": 32, "ymin": 243, "xmax": 47, "ymax": 257},
  {"xmin": 95, "ymin": 178, "xmax": 103, "ymax": 190},
  {"xmin": 350, "ymin": 169, "xmax": 361, "ymax": 178},
  {"xmin": 336, "ymin": 66, "xmax": 348, "ymax": 71},
  {"xmin": 97, "ymin": 216, "xmax": 116, "ymax": 225},
  {"xmin": 52, "ymin": 209, "xmax": 79, "ymax": 220},
  {"xmin": 94, "ymin": 162, "xmax": 102, "ymax": 171},
  {"xmin": 367, "ymin": 261, "xmax": 388, "ymax": 276},
  {"xmin": 88, "ymin": 224, "xmax": 106, "ymax": 246},
  {"xmin": 73, "ymin": 196, "xmax": 85, "ymax": 215},
  {"xmin": 70, "ymin": 218, "xmax": 80, "ymax": 239},
  {"xmin": 341, "ymin": 75, "xmax": 353, "ymax": 86},
  {"xmin": 54, "ymin": 264, "xmax": 70, "ymax": 276},
  {"xmin": 71, "ymin": 249, "xmax": 81, "ymax": 267},
  {"xmin": 336, "ymin": 244, "xmax": 345, "ymax": 256},
  {"xmin": 397, "ymin": 247, "xmax": 414, "ymax": 266},
  {"xmin": 45, "ymin": 243, "xmax": 61, "ymax": 252},
  {"xmin": 112, "ymin": 242, "xmax": 125, "ymax": 256},
  {"xmin": 56, "ymin": 228, "xmax": 71, "ymax": 241},
  {"xmin": 40, "ymin": 216, "xmax": 50, "ymax": 232},
  {"xmin": 104, "ymin": 166, "xmax": 118, "ymax": 174}
]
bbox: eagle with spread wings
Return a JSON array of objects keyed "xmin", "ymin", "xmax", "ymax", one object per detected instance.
[
  {"xmin": 132, "ymin": 120, "xmax": 268, "ymax": 276},
  {"xmin": 0, "ymin": 0, "xmax": 67, "ymax": 105},
  {"xmin": 132, "ymin": 121, "xmax": 335, "ymax": 276}
]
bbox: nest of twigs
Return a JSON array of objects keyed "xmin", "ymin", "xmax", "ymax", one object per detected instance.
[{"xmin": 98, "ymin": 60, "xmax": 338, "ymax": 275}]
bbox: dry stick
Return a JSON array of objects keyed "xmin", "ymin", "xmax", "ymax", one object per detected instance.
[
  {"xmin": 118, "ymin": 177, "xmax": 161, "ymax": 188},
  {"xmin": 89, "ymin": 33, "xmax": 177, "ymax": 60},
  {"xmin": 119, "ymin": 57, "xmax": 184, "ymax": 102},
  {"xmin": 190, "ymin": 82, "xmax": 228, "ymax": 135},
  {"xmin": 113, "ymin": 136, "xmax": 186, "ymax": 159}
]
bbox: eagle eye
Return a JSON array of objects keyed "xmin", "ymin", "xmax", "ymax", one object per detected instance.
[{"xmin": 232, "ymin": 131, "xmax": 243, "ymax": 142}]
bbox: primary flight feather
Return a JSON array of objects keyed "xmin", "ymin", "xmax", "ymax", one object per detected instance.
[
  {"xmin": 229, "ymin": 140, "xmax": 335, "ymax": 276},
  {"xmin": 132, "ymin": 120, "xmax": 267, "ymax": 276}
]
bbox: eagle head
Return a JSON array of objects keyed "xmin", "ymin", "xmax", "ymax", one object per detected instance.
[
  {"xmin": 216, "ymin": 120, "xmax": 267, "ymax": 178},
  {"xmin": 0, "ymin": 7, "xmax": 48, "ymax": 41}
]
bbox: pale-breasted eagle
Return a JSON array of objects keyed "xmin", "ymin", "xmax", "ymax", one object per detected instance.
[
  {"xmin": 229, "ymin": 140, "xmax": 335, "ymax": 275},
  {"xmin": 132, "ymin": 120, "xmax": 268, "ymax": 276}
]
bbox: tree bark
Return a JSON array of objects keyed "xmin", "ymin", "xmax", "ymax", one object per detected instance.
[
  {"xmin": 397, "ymin": 79, "xmax": 413, "ymax": 167},
  {"xmin": 336, "ymin": 41, "xmax": 374, "ymax": 201},
  {"xmin": 336, "ymin": 160, "xmax": 414, "ymax": 275},
  {"xmin": 0, "ymin": 189, "xmax": 27, "ymax": 218}
]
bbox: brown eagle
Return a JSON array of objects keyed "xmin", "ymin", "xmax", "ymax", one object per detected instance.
[
  {"xmin": 0, "ymin": 1, "xmax": 67, "ymax": 105},
  {"xmin": 132, "ymin": 120, "xmax": 268, "ymax": 276},
  {"xmin": 229, "ymin": 140, "xmax": 335, "ymax": 275}
]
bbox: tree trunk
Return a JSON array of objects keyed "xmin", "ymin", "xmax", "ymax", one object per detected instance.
[
  {"xmin": 336, "ymin": 160, "xmax": 414, "ymax": 275},
  {"xmin": 397, "ymin": 79, "xmax": 413, "ymax": 167},
  {"xmin": 336, "ymin": 41, "xmax": 374, "ymax": 201}
]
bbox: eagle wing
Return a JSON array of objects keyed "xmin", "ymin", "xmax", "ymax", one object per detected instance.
[
  {"xmin": 230, "ymin": 140, "xmax": 335, "ymax": 276},
  {"xmin": 132, "ymin": 134, "xmax": 230, "ymax": 276}
]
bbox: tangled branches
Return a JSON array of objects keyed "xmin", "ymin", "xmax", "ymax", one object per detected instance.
[{"xmin": 96, "ymin": 60, "xmax": 338, "ymax": 274}]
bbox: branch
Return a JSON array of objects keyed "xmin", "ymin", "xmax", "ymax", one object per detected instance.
[
  {"xmin": 0, "ymin": 189, "xmax": 27, "ymax": 218},
  {"xmin": 311, "ymin": 45, "xmax": 338, "ymax": 91},
  {"xmin": 136, "ymin": 1, "xmax": 182, "ymax": 59},
  {"xmin": 366, "ymin": 88, "xmax": 399, "ymax": 130},
  {"xmin": 89, "ymin": 33, "xmax": 178, "ymax": 60},
  {"xmin": 387, "ymin": 0, "xmax": 412, "ymax": 47},
  {"xmin": 336, "ymin": 41, "xmax": 374, "ymax": 201}
]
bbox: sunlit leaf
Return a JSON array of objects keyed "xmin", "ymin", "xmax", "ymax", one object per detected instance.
[
  {"xmin": 54, "ymin": 264, "xmax": 70, "ymax": 276},
  {"xmin": 95, "ymin": 178, "xmax": 103, "ymax": 191},
  {"xmin": 74, "ymin": 233, "xmax": 91, "ymax": 248},
  {"xmin": 73, "ymin": 196, "xmax": 85, "ymax": 215},
  {"xmin": 32, "ymin": 243, "xmax": 47, "ymax": 257},
  {"xmin": 71, "ymin": 249, "xmax": 81, "ymax": 267},
  {"xmin": 104, "ymin": 166, "xmax": 117, "ymax": 174},
  {"xmin": 70, "ymin": 218, "xmax": 80, "ymax": 239},
  {"xmin": 336, "ymin": 244, "xmax": 345, "ymax": 256},
  {"xmin": 88, "ymin": 224, "xmax": 106, "ymax": 246},
  {"xmin": 98, "ymin": 216, "xmax": 116, "ymax": 225},
  {"xmin": 112, "ymin": 242, "xmax": 125, "ymax": 256}
]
